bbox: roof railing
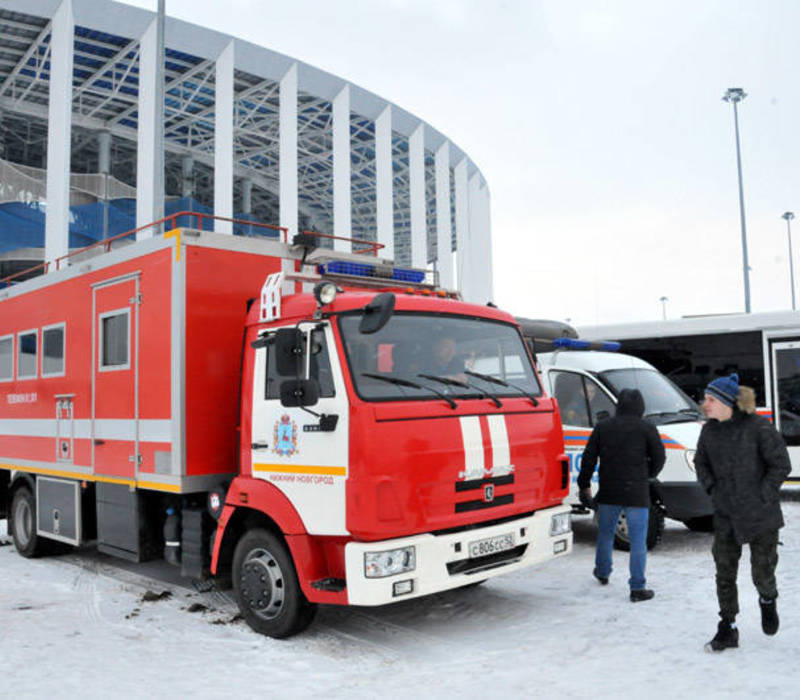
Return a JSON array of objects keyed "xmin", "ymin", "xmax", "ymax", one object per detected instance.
[
  {"xmin": 1, "ymin": 214, "xmax": 386, "ymax": 287},
  {"xmin": 299, "ymin": 229, "xmax": 385, "ymax": 256}
]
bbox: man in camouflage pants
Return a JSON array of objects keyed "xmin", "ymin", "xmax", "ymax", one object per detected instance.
[{"xmin": 694, "ymin": 373, "xmax": 791, "ymax": 652}]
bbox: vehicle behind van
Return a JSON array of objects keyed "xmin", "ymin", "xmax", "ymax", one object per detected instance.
[{"xmin": 518, "ymin": 319, "xmax": 713, "ymax": 549}]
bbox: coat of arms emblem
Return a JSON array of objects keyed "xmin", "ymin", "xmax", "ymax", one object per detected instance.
[{"xmin": 273, "ymin": 414, "xmax": 299, "ymax": 456}]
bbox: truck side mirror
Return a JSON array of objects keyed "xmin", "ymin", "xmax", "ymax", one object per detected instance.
[
  {"xmin": 280, "ymin": 379, "xmax": 320, "ymax": 407},
  {"xmin": 274, "ymin": 328, "xmax": 304, "ymax": 376},
  {"xmin": 359, "ymin": 292, "xmax": 395, "ymax": 334}
]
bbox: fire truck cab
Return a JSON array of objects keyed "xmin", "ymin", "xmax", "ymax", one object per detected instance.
[{"xmin": 0, "ymin": 227, "xmax": 572, "ymax": 638}]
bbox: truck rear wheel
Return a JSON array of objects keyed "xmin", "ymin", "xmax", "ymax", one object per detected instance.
[
  {"xmin": 232, "ymin": 528, "xmax": 317, "ymax": 639},
  {"xmin": 11, "ymin": 486, "xmax": 46, "ymax": 558},
  {"xmin": 613, "ymin": 506, "xmax": 664, "ymax": 552}
]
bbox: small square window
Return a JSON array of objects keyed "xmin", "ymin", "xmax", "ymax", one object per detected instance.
[
  {"xmin": 0, "ymin": 335, "xmax": 13, "ymax": 381},
  {"xmin": 100, "ymin": 311, "xmax": 129, "ymax": 370},
  {"xmin": 17, "ymin": 330, "xmax": 37, "ymax": 380},
  {"xmin": 42, "ymin": 324, "xmax": 65, "ymax": 377}
]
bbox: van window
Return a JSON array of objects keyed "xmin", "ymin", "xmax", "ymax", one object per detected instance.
[
  {"xmin": 552, "ymin": 371, "xmax": 614, "ymax": 427},
  {"xmin": 552, "ymin": 371, "xmax": 590, "ymax": 427}
]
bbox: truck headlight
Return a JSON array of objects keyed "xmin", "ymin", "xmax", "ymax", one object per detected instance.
[
  {"xmin": 550, "ymin": 512, "xmax": 571, "ymax": 536},
  {"xmin": 364, "ymin": 546, "xmax": 416, "ymax": 578},
  {"xmin": 685, "ymin": 449, "xmax": 696, "ymax": 473}
]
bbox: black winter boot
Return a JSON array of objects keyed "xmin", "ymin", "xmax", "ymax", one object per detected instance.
[
  {"xmin": 593, "ymin": 568, "xmax": 609, "ymax": 585},
  {"xmin": 705, "ymin": 619, "xmax": 739, "ymax": 652},
  {"xmin": 629, "ymin": 589, "xmax": 655, "ymax": 602},
  {"xmin": 759, "ymin": 597, "xmax": 779, "ymax": 636}
]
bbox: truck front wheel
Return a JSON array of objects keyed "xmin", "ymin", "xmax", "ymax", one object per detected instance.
[
  {"xmin": 11, "ymin": 486, "xmax": 45, "ymax": 558},
  {"xmin": 232, "ymin": 528, "xmax": 317, "ymax": 639}
]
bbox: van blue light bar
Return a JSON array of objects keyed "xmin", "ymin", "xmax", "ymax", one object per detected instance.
[{"xmin": 552, "ymin": 338, "xmax": 621, "ymax": 352}]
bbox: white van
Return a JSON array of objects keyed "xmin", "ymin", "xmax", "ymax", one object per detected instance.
[{"xmin": 519, "ymin": 320, "xmax": 712, "ymax": 549}]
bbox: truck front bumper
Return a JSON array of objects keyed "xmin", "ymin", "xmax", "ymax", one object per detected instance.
[{"xmin": 344, "ymin": 504, "xmax": 572, "ymax": 606}]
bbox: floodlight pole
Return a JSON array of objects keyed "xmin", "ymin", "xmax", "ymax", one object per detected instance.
[
  {"xmin": 784, "ymin": 212, "xmax": 796, "ymax": 310},
  {"xmin": 723, "ymin": 87, "xmax": 750, "ymax": 313},
  {"xmin": 659, "ymin": 296, "xmax": 668, "ymax": 320},
  {"xmin": 154, "ymin": 0, "xmax": 166, "ymax": 233}
]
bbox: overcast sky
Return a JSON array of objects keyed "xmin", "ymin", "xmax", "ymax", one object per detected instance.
[{"xmin": 122, "ymin": 0, "xmax": 800, "ymax": 325}]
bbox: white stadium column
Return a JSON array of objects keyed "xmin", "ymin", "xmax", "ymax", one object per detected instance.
[
  {"xmin": 279, "ymin": 63, "xmax": 298, "ymax": 292},
  {"xmin": 375, "ymin": 105, "xmax": 394, "ymax": 261},
  {"xmin": 454, "ymin": 158, "xmax": 469, "ymax": 297},
  {"xmin": 136, "ymin": 18, "xmax": 159, "ymax": 237},
  {"xmin": 467, "ymin": 173, "xmax": 493, "ymax": 304},
  {"xmin": 409, "ymin": 123, "xmax": 426, "ymax": 270},
  {"xmin": 45, "ymin": 0, "xmax": 74, "ymax": 269},
  {"xmin": 435, "ymin": 141, "xmax": 453, "ymax": 289},
  {"xmin": 241, "ymin": 178, "xmax": 252, "ymax": 214},
  {"xmin": 333, "ymin": 84, "xmax": 351, "ymax": 252},
  {"xmin": 214, "ymin": 41, "xmax": 235, "ymax": 234},
  {"xmin": 181, "ymin": 155, "xmax": 194, "ymax": 198},
  {"xmin": 472, "ymin": 174, "xmax": 493, "ymax": 303}
]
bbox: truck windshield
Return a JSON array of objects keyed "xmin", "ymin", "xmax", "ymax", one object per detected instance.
[
  {"xmin": 599, "ymin": 368, "xmax": 701, "ymax": 423},
  {"xmin": 339, "ymin": 313, "xmax": 542, "ymax": 402}
]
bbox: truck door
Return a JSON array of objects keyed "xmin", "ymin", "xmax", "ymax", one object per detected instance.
[
  {"xmin": 250, "ymin": 323, "xmax": 349, "ymax": 535},
  {"xmin": 92, "ymin": 274, "xmax": 140, "ymax": 479},
  {"xmin": 769, "ymin": 339, "xmax": 800, "ymax": 478}
]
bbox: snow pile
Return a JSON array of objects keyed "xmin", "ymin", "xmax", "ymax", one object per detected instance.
[{"xmin": 1, "ymin": 497, "xmax": 799, "ymax": 698}]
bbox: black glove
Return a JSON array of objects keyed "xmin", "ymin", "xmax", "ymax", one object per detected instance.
[{"xmin": 579, "ymin": 489, "xmax": 596, "ymax": 510}]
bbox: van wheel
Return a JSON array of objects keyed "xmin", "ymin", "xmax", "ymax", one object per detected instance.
[
  {"xmin": 613, "ymin": 506, "xmax": 664, "ymax": 551},
  {"xmin": 684, "ymin": 515, "xmax": 714, "ymax": 532},
  {"xmin": 11, "ymin": 486, "xmax": 45, "ymax": 558},
  {"xmin": 232, "ymin": 528, "xmax": 317, "ymax": 639}
]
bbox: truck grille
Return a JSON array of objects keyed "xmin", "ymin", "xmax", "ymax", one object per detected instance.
[{"xmin": 446, "ymin": 544, "xmax": 528, "ymax": 576}]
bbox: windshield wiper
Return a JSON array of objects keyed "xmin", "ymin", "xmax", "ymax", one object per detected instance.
[
  {"xmin": 465, "ymin": 370, "xmax": 539, "ymax": 407},
  {"xmin": 361, "ymin": 372, "xmax": 457, "ymax": 409},
  {"xmin": 644, "ymin": 409, "xmax": 700, "ymax": 424},
  {"xmin": 418, "ymin": 373, "xmax": 503, "ymax": 408}
]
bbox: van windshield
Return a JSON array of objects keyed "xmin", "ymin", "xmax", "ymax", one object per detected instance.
[
  {"xmin": 599, "ymin": 368, "xmax": 701, "ymax": 423},
  {"xmin": 339, "ymin": 313, "xmax": 542, "ymax": 402}
]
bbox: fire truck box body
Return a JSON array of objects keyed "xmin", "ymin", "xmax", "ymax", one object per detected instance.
[
  {"xmin": 1, "ymin": 229, "xmax": 572, "ymax": 637},
  {"xmin": 0, "ymin": 232, "xmax": 281, "ymax": 560}
]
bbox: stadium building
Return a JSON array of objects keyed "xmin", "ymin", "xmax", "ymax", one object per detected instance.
[{"xmin": 0, "ymin": 0, "xmax": 492, "ymax": 301}]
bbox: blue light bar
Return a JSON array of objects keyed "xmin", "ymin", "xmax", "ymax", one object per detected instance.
[
  {"xmin": 552, "ymin": 338, "xmax": 590, "ymax": 349},
  {"xmin": 317, "ymin": 261, "xmax": 424, "ymax": 283},
  {"xmin": 551, "ymin": 337, "xmax": 621, "ymax": 352}
]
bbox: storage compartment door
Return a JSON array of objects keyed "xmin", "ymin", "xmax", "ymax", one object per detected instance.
[{"xmin": 93, "ymin": 276, "xmax": 139, "ymax": 479}]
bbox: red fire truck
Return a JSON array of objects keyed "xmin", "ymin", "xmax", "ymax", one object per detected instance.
[{"xmin": 0, "ymin": 221, "xmax": 572, "ymax": 638}]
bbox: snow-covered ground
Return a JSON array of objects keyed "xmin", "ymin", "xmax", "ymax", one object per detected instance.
[{"xmin": 2, "ymin": 495, "xmax": 800, "ymax": 699}]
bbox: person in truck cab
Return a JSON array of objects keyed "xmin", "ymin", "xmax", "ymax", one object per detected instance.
[{"xmin": 578, "ymin": 388, "xmax": 665, "ymax": 602}]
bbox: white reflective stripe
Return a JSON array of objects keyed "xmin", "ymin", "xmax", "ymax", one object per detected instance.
[
  {"xmin": 0, "ymin": 418, "xmax": 171, "ymax": 443},
  {"xmin": 459, "ymin": 416, "xmax": 484, "ymax": 480},
  {"xmin": 487, "ymin": 414, "xmax": 513, "ymax": 477}
]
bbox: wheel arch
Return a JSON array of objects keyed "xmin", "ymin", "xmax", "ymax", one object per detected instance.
[{"xmin": 211, "ymin": 477, "xmax": 307, "ymax": 579}]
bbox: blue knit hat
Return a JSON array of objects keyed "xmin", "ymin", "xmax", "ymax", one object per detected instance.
[{"xmin": 705, "ymin": 373, "xmax": 739, "ymax": 407}]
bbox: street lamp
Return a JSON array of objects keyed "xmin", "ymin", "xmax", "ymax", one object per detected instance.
[
  {"xmin": 783, "ymin": 212, "xmax": 796, "ymax": 310},
  {"xmin": 659, "ymin": 296, "xmax": 668, "ymax": 320},
  {"xmin": 722, "ymin": 87, "xmax": 751, "ymax": 313}
]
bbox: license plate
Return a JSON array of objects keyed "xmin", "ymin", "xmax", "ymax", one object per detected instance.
[{"xmin": 468, "ymin": 532, "xmax": 515, "ymax": 558}]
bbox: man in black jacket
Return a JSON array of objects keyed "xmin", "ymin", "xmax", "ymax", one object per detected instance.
[
  {"xmin": 694, "ymin": 373, "xmax": 791, "ymax": 652},
  {"xmin": 578, "ymin": 388, "xmax": 666, "ymax": 602}
]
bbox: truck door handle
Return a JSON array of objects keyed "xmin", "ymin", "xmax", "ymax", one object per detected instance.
[
  {"xmin": 251, "ymin": 442, "xmax": 269, "ymax": 450},
  {"xmin": 93, "ymin": 440, "xmax": 105, "ymax": 446}
]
